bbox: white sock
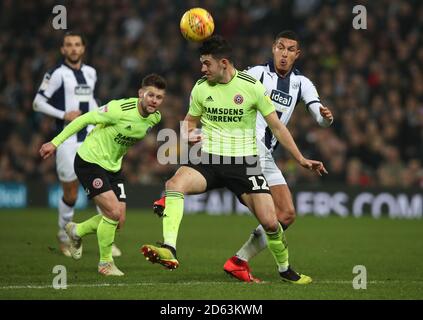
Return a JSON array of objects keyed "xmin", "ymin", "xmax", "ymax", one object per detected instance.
[
  {"xmin": 236, "ymin": 225, "xmax": 268, "ymax": 261},
  {"xmin": 58, "ymin": 197, "xmax": 74, "ymax": 230},
  {"xmin": 278, "ymin": 265, "xmax": 289, "ymax": 273}
]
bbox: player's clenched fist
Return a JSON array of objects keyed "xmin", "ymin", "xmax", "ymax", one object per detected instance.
[
  {"xmin": 39, "ymin": 142, "xmax": 56, "ymax": 160},
  {"xmin": 64, "ymin": 110, "xmax": 81, "ymax": 122},
  {"xmin": 319, "ymin": 106, "xmax": 333, "ymax": 122}
]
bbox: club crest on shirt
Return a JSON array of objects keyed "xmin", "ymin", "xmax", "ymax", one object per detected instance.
[
  {"xmin": 233, "ymin": 94, "xmax": 244, "ymax": 105},
  {"xmin": 92, "ymin": 178, "xmax": 103, "ymax": 189},
  {"xmin": 99, "ymin": 105, "xmax": 108, "ymax": 113},
  {"xmin": 291, "ymin": 82, "xmax": 300, "ymax": 90}
]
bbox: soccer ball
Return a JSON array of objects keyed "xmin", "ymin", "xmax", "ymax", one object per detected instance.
[{"xmin": 180, "ymin": 8, "xmax": 214, "ymax": 42}]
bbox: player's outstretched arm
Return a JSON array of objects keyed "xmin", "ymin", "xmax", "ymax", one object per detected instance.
[
  {"xmin": 264, "ymin": 111, "xmax": 328, "ymax": 176},
  {"xmin": 50, "ymin": 111, "xmax": 98, "ymax": 148},
  {"xmin": 38, "ymin": 113, "xmax": 91, "ymax": 160}
]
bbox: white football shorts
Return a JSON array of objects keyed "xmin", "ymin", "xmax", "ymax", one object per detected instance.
[
  {"xmin": 257, "ymin": 139, "xmax": 287, "ymax": 186},
  {"xmin": 56, "ymin": 141, "xmax": 81, "ymax": 182}
]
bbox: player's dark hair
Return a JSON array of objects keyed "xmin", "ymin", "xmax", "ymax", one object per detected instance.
[
  {"xmin": 275, "ymin": 30, "xmax": 300, "ymax": 48},
  {"xmin": 63, "ymin": 31, "xmax": 86, "ymax": 46},
  {"xmin": 142, "ymin": 73, "xmax": 167, "ymax": 90},
  {"xmin": 198, "ymin": 35, "xmax": 233, "ymax": 62}
]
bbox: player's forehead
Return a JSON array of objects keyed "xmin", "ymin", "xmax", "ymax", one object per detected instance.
[
  {"xmin": 63, "ymin": 35, "xmax": 83, "ymax": 45},
  {"xmin": 274, "ymin": 37, "xmax": 298, "ymax": 48},
  {"xmin": 200, "ymin": 54, "xmax": 217, "ymax": 64},
  {"xmin": 143, "ymin": 86, "xmax": 165, "ymax": 96}
]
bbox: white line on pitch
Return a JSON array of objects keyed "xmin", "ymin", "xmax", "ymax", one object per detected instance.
[
  {"xmin": 1, "ymin": 280, "xmax": 422, "ymax": 290},
  {"xmin": 0, "ymin": 281, "xmax": 245, "ymax": 290}
]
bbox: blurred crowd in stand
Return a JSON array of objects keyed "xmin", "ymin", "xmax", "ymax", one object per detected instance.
[{"xmin": 0, "ymin": 0, "xmax": 422, "ymax": 187}]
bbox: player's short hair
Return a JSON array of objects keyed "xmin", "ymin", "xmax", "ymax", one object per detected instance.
[
  {"xmin": 142, "ymin": 74, "xmax": 167, "ymax": 90},
  {"xmin": 63, "ymin": 31, "xmax": 86, "ymax": 46},
  {"xmin": 275, "ymin": 30, "xmax": 300, "ymax": 48},
  {"xmin": 198, "ymin": 35, "xmax": 233, "ymax": 62}
]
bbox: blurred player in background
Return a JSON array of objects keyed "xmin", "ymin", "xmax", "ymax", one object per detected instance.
[
  {"xmin": 33, "ymin": 31, "xmax": 121, "ymax": 258},
  {"xmin": 223, "ymin": 30, "xmax": 334, "ymax": 281},
  {"xmin": 39, "ymin": 74, "xmax": 166, "ymax": 276},
  {"xmin": 142, "ymin": 36, "xmax": 327, "ymax": 284}
]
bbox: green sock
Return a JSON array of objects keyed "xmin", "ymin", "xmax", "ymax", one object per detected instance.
[
  {"xmin": 266, "ymin": 224, "xmax": 289, "ymax": 271},
  {"xmin": 76, "ymin": 214, "xmax": 102, "ymax": 238},
  {"xmin": 97, "ymin": 216, "xmax": 119, "ymax": 263},
  {"xmin": 162, "ymin": 191, "xmax": 184, "ymax": 249}
]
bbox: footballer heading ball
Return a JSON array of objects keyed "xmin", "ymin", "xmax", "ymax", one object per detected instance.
[{"xmin": 180, "ymin": 8, "xmax": 214, "ymax": 42}]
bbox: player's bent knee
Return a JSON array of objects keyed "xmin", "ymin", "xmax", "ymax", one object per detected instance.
[
  {"xmin": 102, "ymin": 206, "xmax": 121, "ymax": 221},
  {"xmin": 165, "ymin": 178, "xmax": 184, "ymax": 192}
]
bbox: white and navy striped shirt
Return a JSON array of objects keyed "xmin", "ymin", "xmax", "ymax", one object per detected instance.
[
  {"xmin": 247, "ymin": 61, "xmax": 330, "ymax": 153},
  {"xmin": 33, "ymin": 62, "xmax": 98, "ymax": 143}
]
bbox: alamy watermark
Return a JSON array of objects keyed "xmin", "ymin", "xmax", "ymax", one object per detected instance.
[
  {"xmin": 51, "ymin": 4, "xmax": 367, "ymax": 36},
  {"xmin": 52, "ymin": 265, "xmax": 67, "ymax": 289},
  {"xmin": 156, "ymin": 123, "xmax": 262, "ymax": 175},
  {"xmin": 352, "ymin": 5, "xmax": 367, "ymax": 30},
  {"xmin": 352, "ymin": 265, "xmax": 367, "ymax": 289},
  {"xmin": 52, "ymin": 5, "xmax": 67, "ymax": 30}
]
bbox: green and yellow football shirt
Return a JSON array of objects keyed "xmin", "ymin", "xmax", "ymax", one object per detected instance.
[
  {"xmin": 51, "ymin": 98, "xmax": 161, "ymax": 172},
  {"xmin": 188, "ymin": 70, "xmax": 275, "ymax": 157}
]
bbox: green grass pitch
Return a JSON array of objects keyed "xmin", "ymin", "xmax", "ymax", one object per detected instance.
[{"xmin": 0, "ymin": 209, "xmax": 422, "ymax": 299}]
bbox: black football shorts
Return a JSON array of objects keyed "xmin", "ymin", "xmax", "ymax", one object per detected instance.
[
  {"xmin": 74, "ymin": 153, "xmax": 127, "ymax": 202},
  {"xmin": 185, "ymin": 152, "xmax": 271, "ymax": 199}
]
